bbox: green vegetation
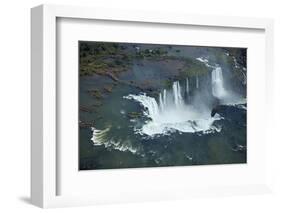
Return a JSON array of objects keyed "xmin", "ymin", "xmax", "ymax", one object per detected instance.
[
  {"xmin": 164, "ymin": 79, "xmax": 173, "ymax": 88},
  {"xmin": 180, "ymin": 58, "xmax": 210, "ymax": 77},
  {"xmin": 136, "ymin": 48, "xmax": 168, "ymax": 59},
  {"xmin": 79, "ymin": 42, "xmax": 133, "ymax": 77},
  {"xmin": 80, "ymin": 42, "xmax": 211, "ymax": 84},
  {"xmin": 80, "ymin": 43, "xmax": 170, "ymax": 67}
]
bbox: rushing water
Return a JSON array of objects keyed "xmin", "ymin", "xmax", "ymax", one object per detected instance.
[
  {"xmin": 186, "ymin": 77, "xmax": 189, "ymax": 95},
  {"xmin": 212, "ymin": 67, "xmax": 227, "ymax": 99},
  {"xmin": 122, "ymin": 64, "xmax": 244, "ymax": 137},
  {"xmin": 79, "ymin": 44, "xmax": 247, "ymax": 170},
  {"xmin": 124, "ymin": 81, "xmax": 221, "ymax": 136},
  {"xmin": 91, "ymin": 64, "xmax": 245, "ymax": 149}
]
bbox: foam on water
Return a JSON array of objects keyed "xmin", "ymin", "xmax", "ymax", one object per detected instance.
[
  {"xmin": 124, "ymin": 79, "xmax": 222, "ymax": 137},
  {"xmin": 91, "ymin": 127, "xmax": 138, "ymax": 154},
  {"xmin": 124, "ymin": 61, "xmax": 246, "ymax": 137},
  {"xmin": 92, "ymin": 59, "xmax": 246, "ymax": 142}
]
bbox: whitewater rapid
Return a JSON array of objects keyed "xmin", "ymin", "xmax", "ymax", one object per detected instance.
[
  {"xmin": 91, "ymin": 58, "xmax": 246, "ymax": 146},
  {"xmin": 91, "ymin": 126, "xmax": 138, "ymax": 154},
  {"xmin": 124, "ymin": 62, "xmax": 245, "ymax": 137},
  {"xmin": 124, "ymin": 77, "xmax": 223, "ymax": 137}
]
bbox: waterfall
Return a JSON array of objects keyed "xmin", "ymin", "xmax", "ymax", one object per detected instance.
[
  {"xmin": 172, "ymin": 81, "xmax": 183, "ymax": 106},
  {"xmin": 163, "ymin": 89, "xmax": 167, "ymax": 106},
  {"xmin": 144, "ymin": 96, "xmax": 159, "ymax": 120},
  {"xmin": 125, "ymin": 94, "xmax": 159, "ymax": 121},
  {"xmin": 124, "ymin": 79, "xmax": 221, "ymax": 136},
  {"xmin": 211, "ymin": 67, "xmax": 226, "ymax": 98},
  {"xmin": 186, "ymin": 78, "xmax": 189, "ymax": 95},
  {"xmin": 126, "ymin": 80, "xmax": 185, "ymax": 120},
  {"xmin": 159, "ymin": 89, "xmax": 167, "ymax": 111},
  {"xmin": 159, "ymin": 93, "xmax": 164, "ymax": 111},
  {"xmin": 123, "ymin": 63, "xmax": 245, "ymax": 137}
]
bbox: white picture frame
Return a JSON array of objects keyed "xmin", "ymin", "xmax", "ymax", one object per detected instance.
[{"xmin": 31, "ymin": 4, "xmax": 274, "ymax": 208}]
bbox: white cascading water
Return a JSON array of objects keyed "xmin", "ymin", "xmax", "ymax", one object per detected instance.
[
  {"xmin": 211, "ymin": 66, "xmax": 246, "ymax": 105},
  {"xmin": 91, "ymin": 127, "xmax": 138, "ymax": 154},
  {"xmin": 91, "ymin": 58, "xmax": 246, "ymax": 150},
  {"xmin": 124, "ymin": 78, "xmax": 221, "ymax": 136},
  {"xmin": 159, "ymin": 89, "xmax": 167, "ymax": 111},
  {"xmin": 172, "ymin": 81, "xmax": 183, "ymax": 106},
  {"xmin": 211, "ymin": 67, "xmax": 226, "ymax": 99},
  {"xmin": 186, "ymin": 77, "xmax": 189, "ymax": 95}
]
